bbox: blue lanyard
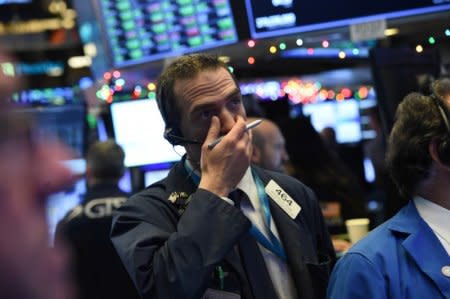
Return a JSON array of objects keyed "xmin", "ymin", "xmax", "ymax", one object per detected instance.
[
  {"xmin": 185, "ymin": 160, "xmax": 200, "ymax": 185},
  {"xmin": 251, "ymin": 170, "xmax": 287, "ymax": 262},
  {"xmin": 184, "ymin": 161, "xmax": 287, "ymax": 261}
]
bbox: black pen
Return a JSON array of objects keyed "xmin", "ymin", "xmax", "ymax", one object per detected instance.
[{"xmin": 207, "ymin": 119, "xmax": 263, "ymax": 149}]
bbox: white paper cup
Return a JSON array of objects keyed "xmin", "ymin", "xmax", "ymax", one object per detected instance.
[{"xmin": 345, "ymin": 218, "xmax": 370, "ymax": 244}]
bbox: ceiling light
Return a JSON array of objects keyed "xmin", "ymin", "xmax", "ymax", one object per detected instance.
[
  {"xmin": 218, "ymin": 56, "xmax": 230, "ymax": 63},
  {"xmin": 83, "ymin": 43, "xmax": 97, "ymax": 57},
  {"xmin": 384, "ymin": 28, "xmax": 399, "ymax": 36},
  {"xmin": 46, "ymin": 67, "xmax": 64, "ymax": 77},
  {"xmin": 68, "ymin": 56, "xmax": 92, "ymax": 68}
]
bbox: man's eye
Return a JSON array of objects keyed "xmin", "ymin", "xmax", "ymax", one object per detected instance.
[
  {"xmin": 200, "ymin": 111, "xmax": 212, "ymax": 120},
  {"xmin": 230, "ymin": 98, "xmax": 241, "ymax": 106},
  {"xmin": 228, "ymin": 98, "xmax": 242, "ymax": 111}
]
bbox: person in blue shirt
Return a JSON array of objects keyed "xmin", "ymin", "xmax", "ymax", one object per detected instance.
[{"xmin": 327, "ymin": 77, "xmax": 450, "ymax": 299}]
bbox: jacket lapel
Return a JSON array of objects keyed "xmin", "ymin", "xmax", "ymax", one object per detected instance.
[
  {"xmin": 167, "ymin": 159, "xmax": 256, "ymax": 297},
  {"xmin": 164, "ymin": 159, "xmax": 198, "ymax": 196},
  {"xmin": 389, "ymin": 201, "xmax": 450, "ymax": 298}
]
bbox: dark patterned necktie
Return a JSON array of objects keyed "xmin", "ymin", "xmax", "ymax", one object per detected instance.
[{"xmin": 228, "ymin": 189, "xmax": 278, "ymax": 299}]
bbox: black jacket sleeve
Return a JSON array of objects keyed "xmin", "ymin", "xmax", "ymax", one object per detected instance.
[{"xmin": 111, "ymin": 188, "xmax": 251, "ymax": 299}]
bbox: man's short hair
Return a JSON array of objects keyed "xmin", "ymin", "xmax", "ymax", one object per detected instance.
[
  {"xmin": 386, "ymin": 90, "xmax": 450, "ymax": 198},
  {"xmin": 156, "ymin": 54, "xmax": 235, "ymax": 130},
  {"xmin": 87, "ymin": 140, "xmax": 125, "ymax": 182}
]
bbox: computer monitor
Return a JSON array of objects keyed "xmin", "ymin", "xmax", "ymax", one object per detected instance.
[
  {"xmin": 46, "ymin": 159, "xmax": 132, "ymax": 244},
  {"xmin": 118, "ymin": 169, "xmax": 132, "ymax": 194},
  {"xmin": 110, "ymin": 99, "xmax": 185, "ymax": 167},
  {"xmin": 301, "ymin": 100, "xmax": 362, "ymax": 144},
  {"xmin": 46, "ymin": 159, "xmax": 86, "ymax": 244},
  {"xmin": 144, "ymin": 169, "xmax": 171, "ymax": 187},
  {"xmin": 13, "ymin": 104, "xmax": 86, "ymax": 158}
]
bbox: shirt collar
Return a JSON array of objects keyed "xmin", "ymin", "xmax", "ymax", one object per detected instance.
[
  {"xmin": 414, "ymin": 195, "xmax": 450, "ymax": 243},
  {"xmin": 236, "ymin": 167, "xmax": 254, "ymax": 195},
  {"xmin": 184, "ymin": 158, "xmax": 200, "ymax": 185}
]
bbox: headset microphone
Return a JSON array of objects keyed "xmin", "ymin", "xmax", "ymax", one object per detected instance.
[{"xmin": 164, "ymin": 127, "xmax": 201, "ymax": 145}]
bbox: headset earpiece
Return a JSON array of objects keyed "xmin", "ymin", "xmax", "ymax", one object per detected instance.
[{"xmin": 164, "ymin": 127, "xmax": 184, "ymax": 146}]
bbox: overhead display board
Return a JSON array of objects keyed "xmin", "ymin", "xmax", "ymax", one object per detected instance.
[
  {"xmin": 97, "ymin": 0, "xmax": 239, "ymax": 68},
  {"xmin": 245, "ymin": 0, "xmax": 450, "ymax": 39}
]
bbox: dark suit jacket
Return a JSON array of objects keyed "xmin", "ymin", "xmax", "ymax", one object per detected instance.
[
  {"xmin": 111, "ymin": 161, "xmax": 335, "ymax": 299},
  {"xmin": 56, "ymin": 184, "xmax": 140, "ymax": 299}
]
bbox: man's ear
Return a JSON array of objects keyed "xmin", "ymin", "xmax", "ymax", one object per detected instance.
[
  {"xmin": 251, "ymin": 146, "xmax": 261, "ymax": 165},
  {"xmin": 429, "ymin": 140, "xmax": 450, "ymax": 170}
]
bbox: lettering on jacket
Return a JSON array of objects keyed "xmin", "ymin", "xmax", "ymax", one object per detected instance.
[{"xmin": 66, "ymin": 197, "xmax": 127, "ymax": 221}]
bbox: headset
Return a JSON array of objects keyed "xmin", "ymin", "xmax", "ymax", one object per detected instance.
[
  {"xmin": 163, "ymin": 127, "xmax": 201, "ymax": 146},
  {"xmin": 431, "ymin": 93, "xmax": 450, "ymax": 165}
]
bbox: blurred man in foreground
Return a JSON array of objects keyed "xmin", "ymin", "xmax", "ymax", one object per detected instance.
[{"xmin": 0, "ymin": 51, "xmax": 75, "ymax": 299}]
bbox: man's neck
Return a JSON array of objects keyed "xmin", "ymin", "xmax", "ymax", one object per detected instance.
[
  {"xmin": 417, "ymin": 171, "xmax": 450, "ymax": 210},
  {"xmin": 87, "ymin": 178, "xmax": 119, "ymax": 189},
  {"xmin": 185, "ymin": 156, "xmax": 200, "ymax": 173}
]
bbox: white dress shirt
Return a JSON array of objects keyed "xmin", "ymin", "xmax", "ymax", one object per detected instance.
[
  {"xmin": 235, "ymin": 168, "xmax": 297, "ymax": 299},
  {"xmin": 414, "ymin": 196, "xmax": 450, "ymax": 255},
  {"xmin": 186, "ymin": 161, "xmax": 297, "ymax": 298}
]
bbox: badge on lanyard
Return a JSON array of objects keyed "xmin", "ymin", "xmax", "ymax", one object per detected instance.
[{"xmin": 265, "ymin": 180, "xmax": 301, "ymax": 219}]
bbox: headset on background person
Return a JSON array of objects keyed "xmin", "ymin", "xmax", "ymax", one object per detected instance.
[{"xmin": 430, "ymin": 92, "xmax": 450, "ymax": 165}]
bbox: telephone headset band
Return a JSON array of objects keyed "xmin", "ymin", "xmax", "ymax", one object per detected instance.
[
  {"xmin": 430, "ymin": 93, "xmax": 450, "ymax": 132},
  {"xmin": 429, "ymin": 92, "xmax": 450, "ymax": 165}
]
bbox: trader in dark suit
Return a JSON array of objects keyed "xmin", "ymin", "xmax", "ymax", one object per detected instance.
[
  {"xmin": 111, "ymin": 54, "xmax": 335, "ymax": 299},
  {"xmin": 56, "ymin": 140, "xmax": 139, "ymax": 299}
]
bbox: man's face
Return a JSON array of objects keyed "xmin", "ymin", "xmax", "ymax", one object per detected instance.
[
  {"xmin": 174, "ymin": 67, "xmax": 246, "ymax": 165},
  {"xmin": 260, "ymin": 127, "xmax": 289, "ymax": 173},
  {"xmin": 444, "ymin": 93, "xmax": 450, "ymax": 106}
]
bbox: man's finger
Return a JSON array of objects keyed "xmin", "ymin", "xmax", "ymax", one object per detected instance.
[
  {"xmin": 225, "ymin": 116, "xmax": 247, "ymax": 141},
  {"xmin": 203, "ymin": 116, "xmax": 221, "ymax": 145}
]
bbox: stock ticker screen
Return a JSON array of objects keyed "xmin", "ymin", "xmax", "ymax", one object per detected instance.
[
  {"xmin": 98, "ymin": 0, "xmax": 239, "ymax": 68},
  {"xmin": 245, "ymin": 0, "xmax": 450, "ymax": 39}
]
